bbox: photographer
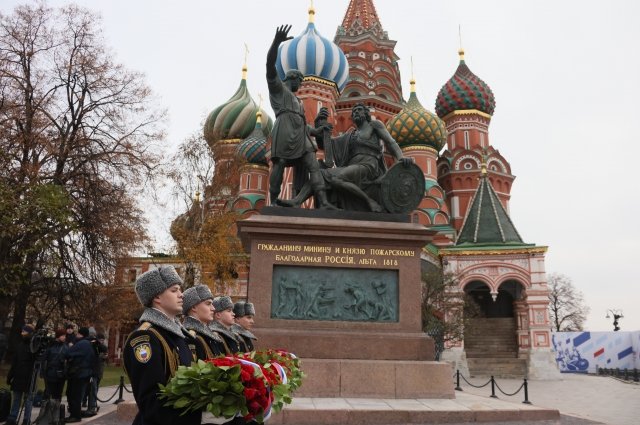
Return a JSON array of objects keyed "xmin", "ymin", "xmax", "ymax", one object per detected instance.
[
  {"xmin": 83, "ymin": 331, "xmax": 107, "ymax": 417},
  {"xmin": 5, "ymin": 325, "xmax": 36, "ymax": 425},
  {"xmin": 43, "ymin": 329, "xmax": 68, "ymax": 399},
  {"xmin": 64, "ymin": 327, "xmax": 96, "ymax": 423}
]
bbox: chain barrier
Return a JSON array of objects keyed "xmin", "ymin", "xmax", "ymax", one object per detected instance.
[
  {"xmin": 454, "ymin": 369, "xmax": 532, "ymax": 404},
  {"xmin": 597, "ymin": 367, "xmax": 639, "ymax": 382},
  {"xmin": 96, "ymin": 385, "xmax": 121, "ymax": 403},
  {"xmin": 93, "ymin": 376, "xmax": 130, "ymax": 404}
]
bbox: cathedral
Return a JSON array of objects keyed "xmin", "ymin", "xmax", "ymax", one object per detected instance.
[{"xmin": 169, "ymin": 0, "xmax": 559, "ymax": 378}]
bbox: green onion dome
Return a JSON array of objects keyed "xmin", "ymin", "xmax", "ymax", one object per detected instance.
[
  {"xmin": 435, "ymin": 49, "xmax": 495, "ymax": 118},
  {"xmin": 387, "ymin": 80, "xmax": 446, "ymax": 150},
  {"xmin": 203, "ymin": 66, "xmax": 272, "ymax": 146},
  {"xmin": 236, "ymin": 115, "xmax": 268, "ymax": 166}
]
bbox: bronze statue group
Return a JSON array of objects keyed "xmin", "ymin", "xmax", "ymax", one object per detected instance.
[{"xmin": 267, "ymin": 25, "xmax": 415, "ymax": 213}]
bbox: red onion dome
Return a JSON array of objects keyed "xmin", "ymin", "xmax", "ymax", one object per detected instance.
[{"xmin": 435, "ymin": 49, "xmax": 495, "ymax": 118}]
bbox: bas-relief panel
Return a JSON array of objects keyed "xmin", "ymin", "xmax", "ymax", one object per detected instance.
[{"xmin": 271, "ymin": 265, "xmax": 399, "ymax": 322}]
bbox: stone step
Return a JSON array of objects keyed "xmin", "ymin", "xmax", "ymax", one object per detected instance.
[
  {"xmin": 464, "ymin": 342, "xmax": 518, "ymax": 348},
  {"xmin": 117, "ymin": 395, "xmax": 562, "ymax": 425},
  {"xmin": 465, "ymin": 340, "xmax": 516, "ymax": 345},
  {"xmin": 466, "ymin": 357, "xmax": 528, "ymax": 378},
  {"xmin": 465, "ymin": 352, "xmax": 518, "ymax": 358},
  {"xmin": 465, "ymin": 344, "xmax": 518, "ymax": 351}
]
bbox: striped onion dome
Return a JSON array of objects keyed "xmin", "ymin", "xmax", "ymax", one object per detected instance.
[
  {"xmin": 387, "ymin": 80, "xmax": 446, "ymax": 150},
  {"xmin": 435, "ymin": 49, "xmax": 495, "ymax": 118},
  {"xmin": 276, "ymin": 6, "xmax": 349, "ymax": 92},
  {"xmin": 236, "ymin": 115, "xmax": 268, "ymax": 166},
  {"xmin": 203, "ymin": 66, "xmax": 273, "ymax": 145}
]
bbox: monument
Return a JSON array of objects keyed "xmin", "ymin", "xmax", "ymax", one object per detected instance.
[
  {"xmin": 234, "ymin": 25, "xmax": 454, "ymax": 400},
  {"xmin": 238, "ymin": 210, "xmax": 454, "ymax": 399}
]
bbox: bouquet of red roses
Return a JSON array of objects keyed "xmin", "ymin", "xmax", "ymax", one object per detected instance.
[
  {"xmin": 240, "ymin": 349, "xmax": 304, "ymax": 413},
  {"xmin": 159, "ymin": 357, "xmax": 273, "ymax": 423}
]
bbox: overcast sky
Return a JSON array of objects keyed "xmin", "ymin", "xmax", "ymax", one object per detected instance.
[{"xmin": 3, "ymin": 0, "xmax": 639, "ymax": 332}]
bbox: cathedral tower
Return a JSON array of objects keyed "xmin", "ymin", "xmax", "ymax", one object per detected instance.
[
  {"xmin": 435, "ymin": 49, "xmax": 514, "ymax": 231},
  {"xmin": 334, "ymin": 0, "xmax": 404, "ymax": 132}
]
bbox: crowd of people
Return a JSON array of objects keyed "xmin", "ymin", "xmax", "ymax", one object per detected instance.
[
  {"xmin": 3, "ymin": 264, "xmax": 258, "ymax": 425},
  {"xmin": 3, "ymin": 323, "xmax": 108, "ymax": 424}
]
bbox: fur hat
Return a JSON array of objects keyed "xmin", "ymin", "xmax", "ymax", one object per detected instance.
[
  {"xmin": 135, "ymin": 266, "xmax": 183, "ymax": 307},
  {"xmin": 183, "ymin": 285, "xmax": 213, "ymax": 315},
  {"xmin": 233, "ymin": 301, "xmax": 246, "ymax": 317},
  {"xmin": 234, "ymin": 301, "xmax": 256, "ymax": 317},
  {"xmin": 78, "ymin": 327, "xmax": 90, "ymax": 337},
  {"xmin": 213, "ymin": 296, "xmax": 233, "ymax": 312}
]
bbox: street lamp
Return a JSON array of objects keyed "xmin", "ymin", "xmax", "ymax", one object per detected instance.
[{"xmin": 605, "ymin": 309, "xmax": 624, "ymax": 331}]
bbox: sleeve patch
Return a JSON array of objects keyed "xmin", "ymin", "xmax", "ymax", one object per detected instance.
[
  {"xmin": 129, "ymin": 335, "xmax": 150, "ymax": 347},
  {"xmin": 134, "ymin": 343, "xmax": 152, "ymax": 363}
]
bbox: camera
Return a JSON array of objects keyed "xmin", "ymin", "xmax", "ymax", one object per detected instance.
[{"xmin": 30, "ymin": 328, "xmax": 55, "ymax": 355}]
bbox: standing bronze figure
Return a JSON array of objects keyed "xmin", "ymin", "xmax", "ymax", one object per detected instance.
[{"xmin": 266, "ymin": 25, "xmax": 334, "ymax": 208}]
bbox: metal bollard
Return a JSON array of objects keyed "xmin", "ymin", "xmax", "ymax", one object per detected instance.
[
  {"xmin": 114, "ymin": 375, "xmax": 125, "ymax": 404},
  {"xmin": 490, "ymin": 376, "xmax": 497, "ymax": 398},
  {"xmin": 634, "ymin": 369, "xmax": 639, "ymax": 382},
  {"xmin": 455, "ymin": 369, "xmax": 463, "ymax": 391},
  {"xmin": 522, "ymin": 378, "xmax": 532, "ymax": 404}
]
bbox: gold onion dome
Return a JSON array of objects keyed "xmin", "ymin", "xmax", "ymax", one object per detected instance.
[
  {"xmin": 387, "ymin": 80, "xmax": 446, "ymax": 150},
  {"xmin": 203, "ymin": 66, "xmax": 273, "ymax": 146}
]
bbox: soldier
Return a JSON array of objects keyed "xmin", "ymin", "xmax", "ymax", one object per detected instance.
[
  {"xmin": 232, "ymin": 301, "xmax": 257, "ymax": 352},
  {"xmin": 123, "ymin": 266, "xmax": 202, "ymax": 425},
  {"xmin": 182, "ymin": 285, "xmax": 225, "ymax": 358},
  {"xmin": 209, "ymin": 296, "xmax": 242, "ymax": 355}
]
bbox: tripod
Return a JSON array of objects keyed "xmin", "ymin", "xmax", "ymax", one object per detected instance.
[{"xmin": 15, "ymin": 357, "xmax": 42, "ymax": 425}]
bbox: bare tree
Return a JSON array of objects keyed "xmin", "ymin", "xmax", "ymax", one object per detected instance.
[
  {"xmin": 548, "ymin": 273, "xmax": 589, "ymax": 332},
  {"xmin": 168, "ymin": 132, "xmax": 245, "ymax": 291},
  {"xmin": 166, "ymin": 132, "xmax": 215, "ymax": 211},
  {"xmin": 422, "ymin": 268, "xmax": 480, "ymax": 358},
  {"xmin": 0, "ymin": 3, "xmax": 165, "ymax": 355}
]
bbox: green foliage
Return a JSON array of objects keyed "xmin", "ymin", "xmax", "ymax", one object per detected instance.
[{"xmin": 158, "ymin": 360, "xmax": 247, "ymax": 419}]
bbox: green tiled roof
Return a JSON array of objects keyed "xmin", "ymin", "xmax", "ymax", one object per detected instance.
[{"xmin": 456, "ymin": 174, "xmax": 525, "ymax": 245}]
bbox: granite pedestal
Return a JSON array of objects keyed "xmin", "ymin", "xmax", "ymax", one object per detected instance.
[{"xmin": 237, "ymin": 209, "xmax": 453, "ymax": 399}]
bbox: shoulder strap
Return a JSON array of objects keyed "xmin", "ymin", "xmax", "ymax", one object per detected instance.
[
  {"xmin": 195, "ymin": 335, "xmax": 215, "ymax": 359},
  {"xmin": 136, "ymin": 322, "xmax": 179, "ymax": 378},
  {"xmin": 138, "ymin": 322, "xmax": 153, "ymax": 331},
  {"xmin": 214, "ymin": 331, "xmax": 233, "ymax": 356}
]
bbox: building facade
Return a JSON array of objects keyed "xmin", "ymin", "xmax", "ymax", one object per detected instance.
[{"xmin": 121, "ymin": 0, "xmax": 558, "ymax": 378}]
